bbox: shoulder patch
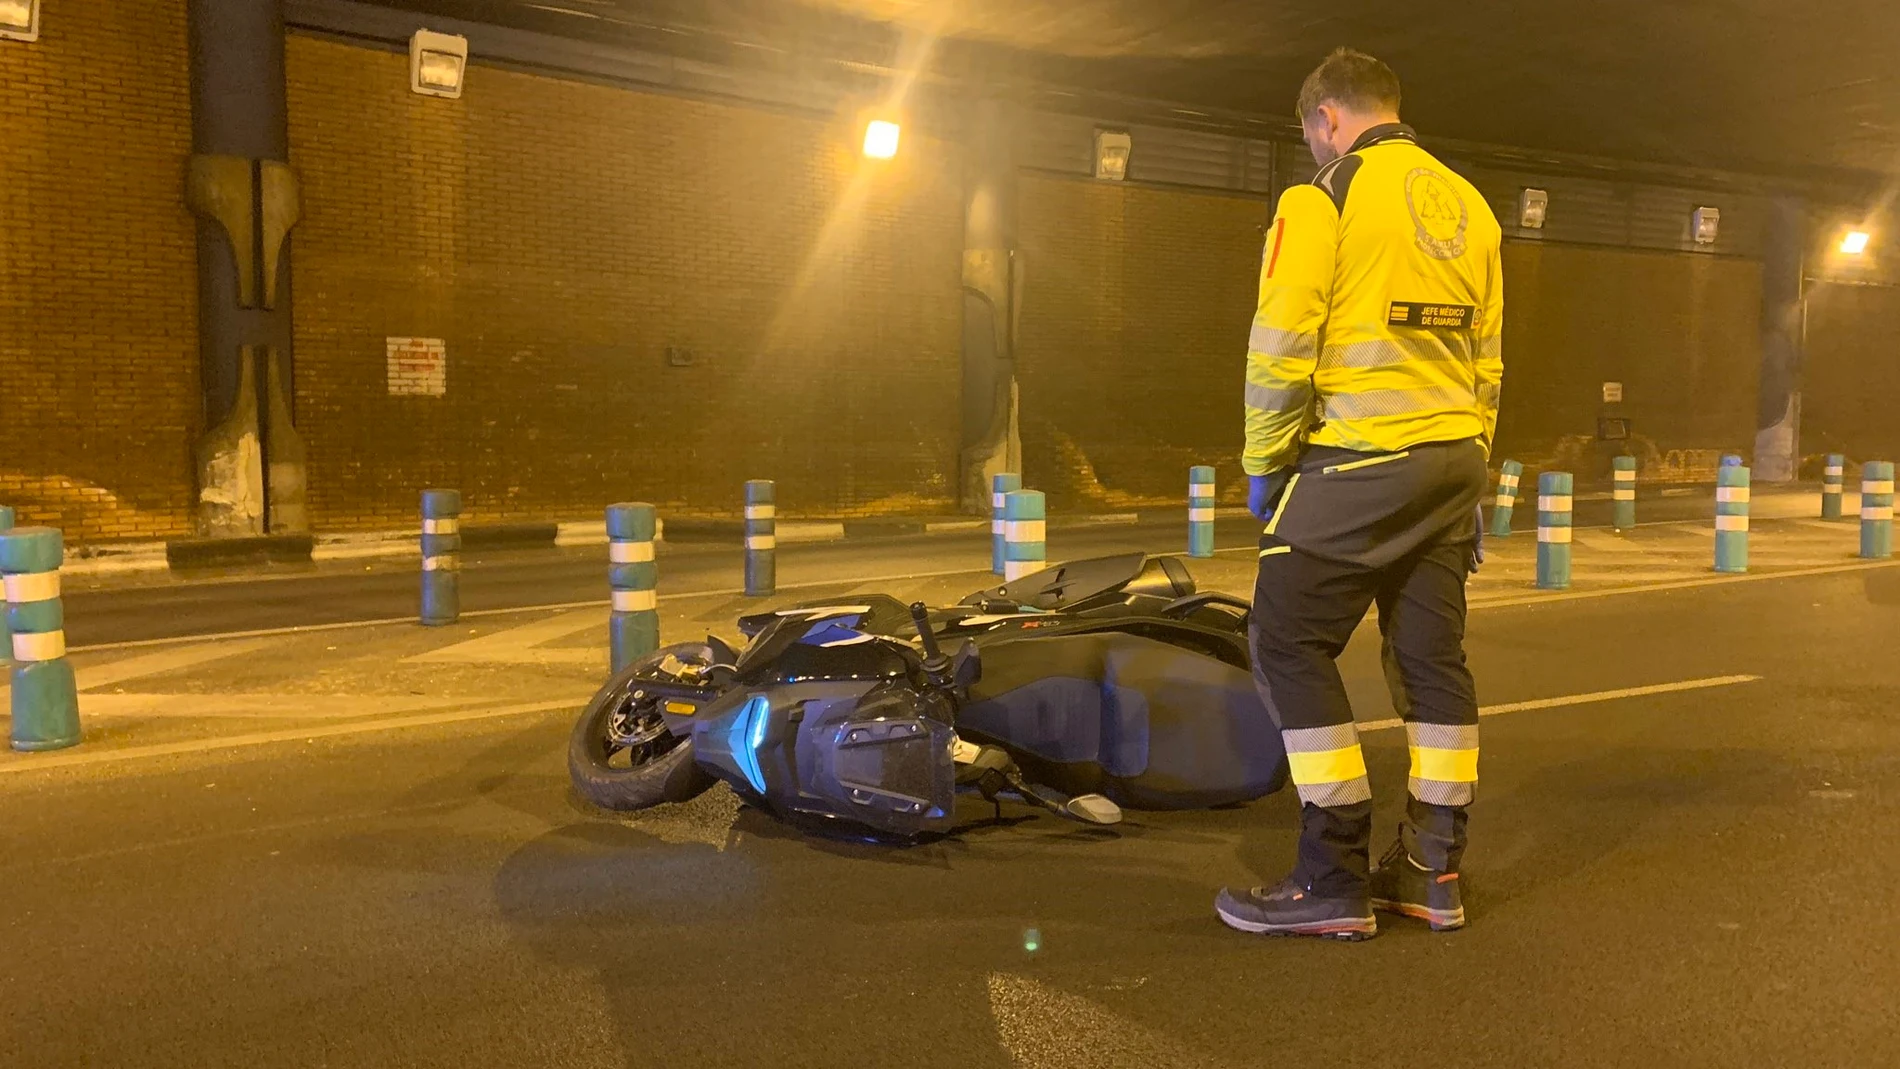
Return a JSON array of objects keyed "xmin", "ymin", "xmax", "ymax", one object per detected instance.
[{"xmin": 1311, "ymin": 154, "xmax": 1364, "ymax": 213}]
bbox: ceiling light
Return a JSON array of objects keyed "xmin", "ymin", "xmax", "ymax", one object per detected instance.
[
  {"xmin": 1840, "ymin": 230, "xmax": 1871, "ymax": 256},
  {"xmin": 1518, "ymin": 188, "xmax": 1548, "ymax": 229},
  {"xmin": 862, "ymin": 120, "xmax": 901, "ymax": 160},
  {"xmin": 1691, "ymin": 206, "xmax": 1720, "ymax": 245},
  {"xmin": 0, "ymin": 0, "xmax": 41, "ymax": 42},
  {"xmin": 410, "ymin": 29, "xmax": 468, "ymax": 99},
  {"xmin": 1094, "ymin": 130, "xmax": 1132, "ymax": 181}
]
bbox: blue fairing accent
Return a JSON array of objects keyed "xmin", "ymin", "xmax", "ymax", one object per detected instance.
[{"xmin": 730, "ymin": 694, "xmax": 770, "ymax": 793}]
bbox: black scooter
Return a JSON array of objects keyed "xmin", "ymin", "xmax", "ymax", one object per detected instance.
[{"xmin": 567, "ymin": 553, "xmax": 1288, "ymax": 840}]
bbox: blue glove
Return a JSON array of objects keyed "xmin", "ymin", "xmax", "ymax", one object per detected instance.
[{"xmin": 1249, "ymin": 473, "xmax": 1284, "ymax": 522}]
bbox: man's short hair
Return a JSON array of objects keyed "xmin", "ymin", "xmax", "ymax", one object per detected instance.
[{"xmin": 1297, "ymin": 48, "xmax": 1401, "ymax": 121}]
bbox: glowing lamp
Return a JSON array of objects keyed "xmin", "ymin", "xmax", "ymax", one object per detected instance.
[{"xmin": 863, "ymin": 119, "xmax": 901, "ymax": 160}]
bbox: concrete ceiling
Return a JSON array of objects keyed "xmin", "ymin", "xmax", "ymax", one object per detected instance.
[{"xmin": 370, "ymin": 0, "xmax": 1900, "ymax": 185}]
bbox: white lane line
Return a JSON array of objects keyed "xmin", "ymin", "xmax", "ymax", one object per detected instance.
[
  {"xmin": 64, "ymin": 564, "xmax": 997, "ymax": 655},
  {"xmin": 73, "ymin": 639, "xmax": 273, "ymax": 691},
  {"xmin": 0, "ymin": 698, "xmax": 584, "ymax": 778},
  {"xmin": 1471, "ymin": 559, "xmax": 1898, "ymax": 609},
  {"xmin": 1358, "ymin": 674, "xmax": 1762, "ymax": 732},
  {"xmin": 64, "ymin": 550, "xmax": 1900, "ymax": 657},
  {"xmin": 402, "ymin": 609, "xmax": 606, "ymax": 665}
]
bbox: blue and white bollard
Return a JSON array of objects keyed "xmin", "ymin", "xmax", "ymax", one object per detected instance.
[
  {"xmin": 1188, "ymin": 466, "xmax": 1216, "ymax": 559},
  {"xmin": 1490, "ymin": 460, "xmax": 1523, "ymax": 538},
  {"xmin": 0, "ymin": 526, "xmax": 81, "ymax": 751},
  {"xmin": 744, "ymin": 480, "xmax": 776, "ymax": 597},
  {"xmin": 607, "ymin": 503, "xmax": 660, "ymax": 672},
  {"xmin": 1612, "ymin": 455, "xmax": 1637, "ymax": 531},
  {"xmin": 1823, "ymin": 454, "xmax": 1845, "ymax": 521},
  {"xmin": 1715, "ymin": 465, "xmax": 1750, "ymax": 573},
  {"xmin": 991, "ymin": 472, "xmax": 1021, "ymax": 576},
  {"xmin": 1862, "ymin": 461, "xmax": 1894, "ymax": 560},
  {"xmin": 420, "ymin": 489, "xmax": 461, "ymax": 626},
  {"xmin": 1537, "ymin": 471, "xmax": 1573, "ymax": 590},
  {"xmin": 1003, "ymin": 490, "xmax": 1047, "ymax": 582},
  {"xmin": 0, "ymin": 504, "xmax": 13, "ymax": 657}
]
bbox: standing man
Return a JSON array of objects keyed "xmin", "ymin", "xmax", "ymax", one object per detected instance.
[{"xmin": 1216, "ymin": 48, "xmax": 1504, "ymax": 940}]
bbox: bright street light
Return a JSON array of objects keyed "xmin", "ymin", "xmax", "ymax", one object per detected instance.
[
  {"xmin": 862, "ymin": 120, "xmax": 901, "ymax": 160},
  {"xmin": 1839, "ymin": 230, "xmax": 1871, "ymax": 256}
]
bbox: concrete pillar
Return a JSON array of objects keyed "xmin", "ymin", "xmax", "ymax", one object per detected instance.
[
  {"xmin": 958, "ymin": 99, "xmax": 1023, "ymax": 513},
  {"xmin": 186, "ymin": 0, "xmax": 307, "ymax": 536},
  {"xmin": 1754, "ymin": 197, "xmax": 1805, "ymax": 483}
]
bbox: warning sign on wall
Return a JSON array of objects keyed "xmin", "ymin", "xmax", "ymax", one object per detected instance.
[{"xmin": 387, "ymin": 337, "xmax": 447, "ymax": 397}]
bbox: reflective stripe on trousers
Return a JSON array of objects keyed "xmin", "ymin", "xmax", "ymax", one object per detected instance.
[
  {"xmin": 1281, "ymin": 723, "xmax": 1372, "ymax": 806},
  {"xmin": 1406, "ymin": 722, "xmax": 1479, "ymax": 806}
]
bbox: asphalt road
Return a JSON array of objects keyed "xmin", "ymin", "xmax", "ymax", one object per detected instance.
[
  {"xmin": 64, "ymin": 492, "xmax": 1745, "ymax": 648},
  {"xmin": 6, "ymin": 565, "xmax": 1897, "ymax": 1068}
]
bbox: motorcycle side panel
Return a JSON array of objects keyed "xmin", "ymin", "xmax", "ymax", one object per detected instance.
[{"xmin": 957, "ymin": 633, "xmax": 1288, "ymax": 809}]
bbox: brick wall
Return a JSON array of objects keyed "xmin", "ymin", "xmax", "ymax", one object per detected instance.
[
  {"xmin": 284, "ymin": 36, "xmax": 967, "ymax": 529},
  {"xmin": 1015, "ymin": 174, "xmax": 1267, "ymax": 507},
  {"xmin": 0, "ymin": 0, "xmax": 199, "ymax": 543}
]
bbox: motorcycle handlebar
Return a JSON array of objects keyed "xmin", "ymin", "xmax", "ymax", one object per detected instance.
[{"xmin": 908, "ymin": 601, "xmax": 947, "ymax": 669}]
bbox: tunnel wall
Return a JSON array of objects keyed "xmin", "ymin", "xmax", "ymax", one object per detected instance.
[
  {"xmin": 1014, "ymin": 174, "xmax": 1266, "ymax": 507},
  {"xmin": 0, "ymin": 0, "xmax": 201, "ymax": 542},
  {"xmin": 1011, "ymin": 175, "xmax": 1765, "ymax": 505},
  {"xmin": 1803, "ymin": 283, "xmax": 1900, "ymax": 469},
  {"xmin": 284, "ymin": 36, "xmax": 966, "ymax": 529},
  {"xmin": 1490, "ymin": 243, "xmax": 1764, "ymax": 474}
]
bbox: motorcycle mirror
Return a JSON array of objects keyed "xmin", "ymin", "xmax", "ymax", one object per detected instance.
[
  {"xmin": 1062, "ymin": 794, "xmax": 1123, "ymax": 826},
  {"xmin": 950, "ymin": 641, "xmax": 982, "ymax": 688}
]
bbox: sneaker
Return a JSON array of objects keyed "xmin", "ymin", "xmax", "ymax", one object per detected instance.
[
  {"xmin": 1369, "ymin": 841, "xmax": 1465, "ymax": 931},
  {"xmin": 1214, "ymin": 878, "xmax": 1377, "ymax": 941}
]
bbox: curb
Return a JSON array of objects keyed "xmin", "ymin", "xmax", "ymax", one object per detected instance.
[{"xmin": 62, "ymin": 512, "xmax": 1146, "ymax": 578}]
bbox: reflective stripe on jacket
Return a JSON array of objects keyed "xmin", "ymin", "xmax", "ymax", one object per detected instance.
[{"xmin": 1243, "ymin": 124, "xmax": 1504, "ymax": 476}]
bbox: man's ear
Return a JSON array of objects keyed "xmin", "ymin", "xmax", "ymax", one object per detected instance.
[{"xmin": 1319, "ymin": 103, "xmax": 1343, "ymax": 142}]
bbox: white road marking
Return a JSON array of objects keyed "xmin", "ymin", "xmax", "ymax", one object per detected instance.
[
  {"xmin": 403, "ymin": 609, "xmax": 607, "ymax": 665},
  {"xmin": 76, "ymin": 692, "xmax": 489, "ymax": 720},
  {"xmin": 1570, "ymin": 530, "xmax": 1645, "ymax": 553},
  {"xmin": 987, "ymin": 973, "xmax": 1233, "ymax": 1069},
  {"xmin": 64, "ymin": 564, "xmax": 1004, "ymax": 655},
  {"xmin": 1471, "ymin": 559, "xmax": 1897, "ymax": 609},
  {"xmin": 1358, "ymin": 674, "xmax": 1762, "ymax": 732},
  {"xmin": 68, "ymin": 639, "xmax": 273, "ymax": 692},
  {"xmin": 0, "ymin": 698, "xmax": 584, "ymax": 778}
]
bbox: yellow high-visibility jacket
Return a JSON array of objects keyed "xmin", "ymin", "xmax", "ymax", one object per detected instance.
[{"xmin": 1243, "ymin": 124, "xmax": 1504, "ymax": 476}]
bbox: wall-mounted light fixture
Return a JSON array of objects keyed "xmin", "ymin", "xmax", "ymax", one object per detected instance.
[
  {"xmin": 1691, "ymin": 206, "xmax": 1721, "ymax": 245},
  {"xmin": 862, "ymin": 119, "xmax": 901, "ymax": 160},
  {"xmin": 1093, "ymin": 130, "xmax": 1132, "ymax": 181},
  {"xmin": 1518, "ymin": 188, "xmax": 1549, "ymax": 229},
  {"xmin": 1839, "ymin": 229, "xmax": 1872, "ymax": 256},
  {"xmin": 410, "ymin": 29, "xmax": 468, "ymax": 99},
  {"xmin": 0, "ymin": 0, "xmax": 41, "ymax": 42}
]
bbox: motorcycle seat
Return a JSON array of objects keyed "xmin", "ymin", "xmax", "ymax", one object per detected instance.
[{"xmin": 956, "ymin": 632, "xmax": 1287, "ymax": 809}]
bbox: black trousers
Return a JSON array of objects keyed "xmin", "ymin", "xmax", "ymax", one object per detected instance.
[{"xmin": 1250, "ymin": 439, "xmax": 1485, "ymax": 893}]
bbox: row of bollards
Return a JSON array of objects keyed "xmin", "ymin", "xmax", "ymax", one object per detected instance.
[
  {"xmin": 0, "ymin": 451, "xmax": 1890, "ymax": 754},
  {"xmin": 1500, "ymin": 454, "xmax": 1896, "ymax": 590}
]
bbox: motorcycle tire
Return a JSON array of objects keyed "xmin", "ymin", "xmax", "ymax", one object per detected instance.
[{"xmin": 567, "ymin": 643, "xmax": 720, "ymax": 813}]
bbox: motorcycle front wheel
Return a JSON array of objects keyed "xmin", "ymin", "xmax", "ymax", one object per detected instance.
[{"xmin": 567, "ymin": 642, "xmax": 720, "ymax": 812}]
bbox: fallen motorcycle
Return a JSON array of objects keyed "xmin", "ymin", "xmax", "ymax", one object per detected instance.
[{"xmin": 567, "ymin": 553, "xmax": 1288, "ymax": 839}]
